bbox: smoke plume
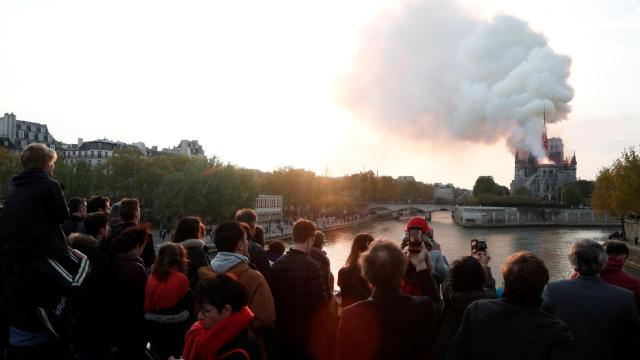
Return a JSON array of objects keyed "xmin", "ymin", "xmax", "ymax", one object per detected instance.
[{"xmin": 340, "ymin": 0, "xmax": 574, "ymax": 159}]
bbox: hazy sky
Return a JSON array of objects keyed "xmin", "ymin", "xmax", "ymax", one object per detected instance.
[{"xmin": 1, "ymin": 0, "xmax": 639, "ymax": 188}]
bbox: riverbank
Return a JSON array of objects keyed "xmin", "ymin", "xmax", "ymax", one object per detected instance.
[
  {"xmin": 454, "ymin": 206, "xmax": 620, "ymax": 227},
  {"xmin": 264, "ymin": 217, "xmax": 372, "ymax": 243}
]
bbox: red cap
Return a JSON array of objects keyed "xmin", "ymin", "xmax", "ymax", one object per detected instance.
[{"xmin": 406, "ymin": 216, "xmax": 430, "ymax": 233}]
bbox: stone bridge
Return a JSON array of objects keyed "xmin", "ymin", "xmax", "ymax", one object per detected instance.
[{"xmin": 367, "ymin": 203, "xmax": 455, "ymax": 214}]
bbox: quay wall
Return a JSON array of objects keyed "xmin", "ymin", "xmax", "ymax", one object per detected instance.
[{"xmin": 454, "ymin": 206, "xmax": 620, "ymax": 227}]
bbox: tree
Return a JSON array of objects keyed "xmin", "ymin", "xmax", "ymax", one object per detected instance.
[
  {"xmin": 0, "ymin": 147, "xmax": 20, "ymax": 200},
  {"xmin": 473, "ymin": 176, "xmax": 501, "ymax": 197},
  {"xmin": 513, "ymin": 186, "xmax": 532, "ymax": 197},
  {"xmin": 561, "ymin": 185, "xmax": 583, "ymax": 208},
  {"xmin": 592, "ymin": 146, "xmax": 640, "ymax": 237}
]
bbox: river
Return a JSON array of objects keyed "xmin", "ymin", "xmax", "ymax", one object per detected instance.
[{"xmin": 323, "ymin": 211, "xmax": 618, "ymax": 286}]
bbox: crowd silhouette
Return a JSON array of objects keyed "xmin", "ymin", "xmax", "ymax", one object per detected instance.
[{"xmin": 0, "ymin": 143, "xmax": 639, "ymax": 360}]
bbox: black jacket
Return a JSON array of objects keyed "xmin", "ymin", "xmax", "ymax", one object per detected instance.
[
  {"xmin": 1, "ymin": 170, "xmax": 68, "ymax": 259},
  {"xmin": 448, "ymin": 298, "xmax": 573, "ymax": 360},
  {"xmin": 217, "ymin": 328, "xmax": 260, "ymax": 360},
  {"xmin": 337, "ymin": 265, "xmax": 371, "ymax": 308},
  {"xmin": 542, "ymin": 276, "xmax": 640, "ymax": 360},
  {"xmin": 270, "ymin": 249, "xmax": 329, "ymax": 358},
  {"xmin": 109, "ymin": 221, "xmax": 156, "ymax": 268},
  {"xmin": 248, "ymin": 241, "xmax": 271, "ymax": 284},
  {"xmin": 310, "ymin": 247, "xmax": 334, "ymax": 298},
  {"xmin": 337, "ymin": 288, "xmax": 436, "ymax": 360}
]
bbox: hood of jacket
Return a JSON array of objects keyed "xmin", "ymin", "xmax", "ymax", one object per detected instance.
[
  {"xmin": 211, "ymin": 252, "xmax": 248, "ymax": 273},
  {"xmin": 11, "ymin": 169, "xmax": 51, "ymax": 188}
]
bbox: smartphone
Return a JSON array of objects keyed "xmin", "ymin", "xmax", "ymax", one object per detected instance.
[{"xmin": 471, "ymin": 238, "xmax": 487, "ymax": 253}]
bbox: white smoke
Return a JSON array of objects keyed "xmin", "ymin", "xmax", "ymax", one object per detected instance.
[{"xmin": 340, "ymin": 0, "xmax": 574, "ymax": 159}]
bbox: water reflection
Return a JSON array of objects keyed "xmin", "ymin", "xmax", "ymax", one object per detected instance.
[{"xmin": 323, "ymin": 211, "xmax": 612, "ymax": 286}]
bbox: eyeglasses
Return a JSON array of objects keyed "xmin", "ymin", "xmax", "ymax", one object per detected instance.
[{"xmin": 199, "ymin": 307, "xmax": 215, "ymax": 317}]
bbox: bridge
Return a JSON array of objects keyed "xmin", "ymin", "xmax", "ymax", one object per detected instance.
[{"xmin": 367, "ymin": 203, "xmax": 456, "ymax": 215}]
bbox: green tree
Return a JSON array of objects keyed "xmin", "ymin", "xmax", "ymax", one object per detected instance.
[
  {"xmin": 592, "ymin": 146, "xmax": 640, "ymax": 236},
  {"xmin": 561, "ymin": 185, "xmax": 583, "ymax": 207},
  {"xmin": 0, "ymin": 147, "xmax": 20, "ymax": 199},
  {"xmin": 513, "ymin": 186, "xmax": 532, "ymax": 197},
  {"xmin": 473, "ymin": 176, "xmax": 500, "ymax": 197}
]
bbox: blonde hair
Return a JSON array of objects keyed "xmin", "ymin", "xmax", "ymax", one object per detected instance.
[{"xmin": 21, "ymin": 143, "xmax": 57, "ymax": 170}]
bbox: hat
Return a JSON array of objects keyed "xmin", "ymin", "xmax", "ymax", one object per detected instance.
[{"xmin": 406, "ymin": 216, "xmax": 430, "ymax": 233}]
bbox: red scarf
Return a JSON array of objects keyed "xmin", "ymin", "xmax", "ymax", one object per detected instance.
[{"xmin": 183, "ymin": 306, "xmax": 254, "ymax": 360}]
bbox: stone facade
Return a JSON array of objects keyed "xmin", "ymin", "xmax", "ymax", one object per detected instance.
[
  {"xmin": 510, "ymin": 137, "xmax": 577, "ymax": 203},
  {"xmin": 62, "ymin": 138, "xmax": 121, "ymax": 166},
  {"xmin": 0, "ymin": 113, "xmax": 60, "ymax": 151}
]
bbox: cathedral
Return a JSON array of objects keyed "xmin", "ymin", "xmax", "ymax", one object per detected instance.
[{"xmin": 510, "ymin": 117, "xmax": 577, "ymax": 203}]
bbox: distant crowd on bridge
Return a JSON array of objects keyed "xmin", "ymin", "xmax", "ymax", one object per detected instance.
[{"xmin": 0, "ymin": 143, "xmax": 639, "ymax": 360}]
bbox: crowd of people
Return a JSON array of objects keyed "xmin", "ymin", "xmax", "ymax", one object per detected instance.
[{"xmin": 0, "ymin": 143, "xmax": 639, "ymax": 360}]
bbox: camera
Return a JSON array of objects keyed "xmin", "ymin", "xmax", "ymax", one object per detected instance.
[
  {"xmin": 471, "ymin": 238, "xmax": 487, "ymax": 253},
  {"xmin": 402, "ymin": 228, "xmax": 430, "ymax": 253}
]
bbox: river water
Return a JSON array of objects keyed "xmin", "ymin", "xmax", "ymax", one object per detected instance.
[{"xmin": 323, "ymin": 211, "xmax": 615, "ymax": 286}]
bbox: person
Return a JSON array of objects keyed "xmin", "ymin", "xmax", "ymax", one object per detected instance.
[
  {"xmin": 400, "ymin": 224, "xmax": 442, "ymax": 311},
  {"xmin": 0, "ymin": 143, "xmax": 88, "ymax": 358},
  {"xmin": 145, "ymin": 243, "xmax": 192, "ymax": 360},
  {"xmin": 109, "ymin": 198, "xmax": 155, "ymax": 268},
  {"xmin": 266, "ymin": 240, "xmax": 286, "ymax": 265},
  {"xmin": 86, "ymin": 195, "xmax": 110, "ymax": 215},
  {"xmin": 108, "ymin": 202, "xmax": 121, "ymax": 228},
  {"xmin": 68, "ymin": 213, "xmax": 111, "ymax": 359},
  {"xmin": 448, "ymin": 252, "xmax": 573, "ymax": 360},
  {"xmin": 601, "ymin": 240, "xmax": 640, "ymax": 311},
  {"xmin": 270, "ymin": 219, "xmax": 329, "ymax": 360},
  {"xmin": 62, "ymin": 197, "xmax": 86, "ymax": 236},
  {"xmin": 310, "ymin": 231, "xmax": 334, "ymax": 298},
  {"xmin": 182, "ymin": 274, "xmax": 259, "ymax": 360},
  {"xmin": 210, "ymin": 222, "xmax": 275, "ymax": 331},
  {"xmin": 542, "ymin": 239, "xmax": 640, "ymax": 360},
  {"xmin": 110, "ymin": 226, "xmax": 150, "ymax": 359},
  {"xmin": 171, "ymin": 216, "xmax": 213, "ymax": 289},
  {"xmin": 253, "ymin": 225, "xmax": 266, "ymax": 247},
  {"xmin": 404, "ymin": 216, "xmax": 449, "ymax": 283},
  {"xmin": 433, "ymin": 256, "xmax": 496, "ymax": 360},
  {"xmin": 336, "ymin": 240, "xmax": 436, "ymax": 360},
  {"xmin": 235, "ymin": 209, "xmax": 271, "ymax": 283},
  {"xmin": 337, "ymin": 233, "xmax": 374, "ymax": 308}
]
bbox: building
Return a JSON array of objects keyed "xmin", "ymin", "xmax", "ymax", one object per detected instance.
[
  {"xmin": 434, "ymin": 183, "xmax": 455, "ymax": 202},
  {"xmin": 397, "ymin": 176, "xmax": 416, "ymax": 182},
  {"xmin": 0, "ymin": 112, "xmax": 60, "ymax": 150},
  {"xmin": 62, "ymin": 138, "xmax": 122, "ymax": 166},
  {"xmin": 255, "ymin": 195, "xmax": 283, "ymax": 223},
  {"xmin": 510, "ymin": 116, "xmax": 577, "ymax": 202},
  {"xmin": 162, "ymin": 140, "xmax": 205, "ymax": 158}
]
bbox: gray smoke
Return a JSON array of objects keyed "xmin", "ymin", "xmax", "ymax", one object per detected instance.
[{"xmin": 340, "ymin": 0, "xmax": 574, "ymax": 159}]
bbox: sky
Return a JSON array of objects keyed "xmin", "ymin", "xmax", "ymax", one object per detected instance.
[{"xmin": 1, "ymin": 0, "xmax": 639, "ymax": 189}]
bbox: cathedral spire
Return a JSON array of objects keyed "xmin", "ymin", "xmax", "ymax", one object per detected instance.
[{"xmin": 542, "ymin": 107, "xmax": 549, "ymax": 153}]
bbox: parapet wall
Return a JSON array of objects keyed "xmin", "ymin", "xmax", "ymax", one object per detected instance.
[{"xmin": 454, "ymin": 206, "xmax": 620, "ymax": 227}]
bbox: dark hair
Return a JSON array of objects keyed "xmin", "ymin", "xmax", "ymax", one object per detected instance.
[
  {"xmin": 111, "ymin": 226, "xmax": 150, "ymax": 255},
  {"xmin": 603, "ymin": 240, "xmax": 629, "ymax": 257},
  {"xmin": 235, "ymin": 209, "xmax": 257, "ymax": 228},
  {"xmin": 214, "ymin": 222, "xmax": 246, "ymax": 253},
  {"xmin": 119, "ymin": 198, "xmax": 140, "ymax": 222},
  {"xmin": 502, "ymin": 251, "xmax": 549, "ymax": 304},
  {"xmin": 84, "ymin": 212, "xmax": 109, "ymax": 237},
  {"xmin": 195, "ymin": 273, "xmax": 248, "ymax": 313},
  {"xmin": 450, "ymin": 256, "xmax": 485, "ymax": 292},
  {"xmin": 172, "ymin": 216, "xmax": 203, "ymax": 243},
  {"xmin": 253, "ymin": 225, "xmax": 265, "ymax": 246},
  {"xmin": 268, "ymin": 240, "xmax": 286, "ymax": 256},
  {"xmin": 153, "ymin": 243, "xmax": 188, "ymax": 282},
  {"xmin": 68, "ymin": 197, "xmax": 86, "ymax": 213},
  {"xmin": 569, "ymin": 239, "xmax": 607, "ymax": 276},
  {"xmin": 346, "ymin": 233, "xmax": 374, "ymax": 267},
  {"xmin": 361, "ymin": 239, "xmax": 407, "ymax": 289},
  {"xmin": 87, "ymin": 196, "xmax": 110, "ymax": 213},
  {"xmin": 313, "ymin": 231, "xmax": 325, "ymax": 249},
  {"xmin": 20, "ymin": 143, "xmax": 57, "ymax": 170},
  {"xmin": 292, "ymin": 219, "xmax": 316, "ymax": 244},
  {"xmin": 239, "ymin": 222, "xmax": 254, "ymax": 242}
]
